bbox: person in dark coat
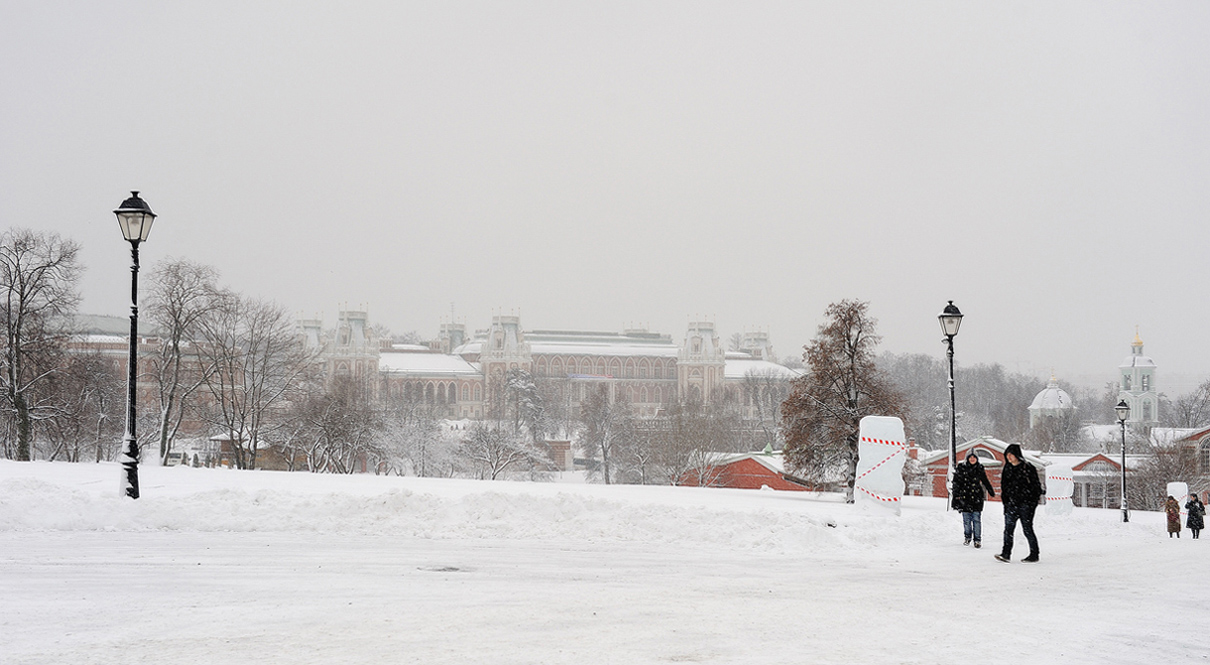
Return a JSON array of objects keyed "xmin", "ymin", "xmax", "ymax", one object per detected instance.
[
  {"xmin": 995, "ymin": 443, "xmax": 1044, "ymax": 563},
  {"xmin": 951, "ymin": 450, "xmax": 995, "ymax": 548},
  {"xmin": 1166, "ymin": 496, "xmax": 1183, "ymax": 538},
  {"xmin": 1186, "ymin": 493, "xmax": 1205, "ymax": 539}
]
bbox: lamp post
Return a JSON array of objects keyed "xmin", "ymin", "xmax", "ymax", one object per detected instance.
[
  {"xmin": 938, "ymin": 301, "xmax": 963, "ymax": 499},
  {"xmin": 113, "ymin": 191, "xmax": 157, "ymax": 499},
  {"xmin": 1115, "ymin": 399, "xmax": 1131, "ymax": 522}
]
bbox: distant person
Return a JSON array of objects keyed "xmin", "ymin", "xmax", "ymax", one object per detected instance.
[
  {"xmin": 1186, "ymin": 493, "xmax": 1205, "ymax": 539},
  {"xmin": 951, "ymin": 450, "xmax": 995, "ymax": 548},
  {"xmin": 994, "ymin": 443, "xmax": 1043, "ymax": 563},
  {"xmin": 1166, "ymin": 496, "xmax": 1183, "ymax": 538}
]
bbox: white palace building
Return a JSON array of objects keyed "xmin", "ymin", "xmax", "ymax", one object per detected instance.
[{"xmin": 303, "ymin": 311, "xmax": 801, "ymax": 420}]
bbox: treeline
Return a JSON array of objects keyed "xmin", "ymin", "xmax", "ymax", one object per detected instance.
[{"xmin": 876, "ymin": 352, "xmax": 1116, "ymax": 454}]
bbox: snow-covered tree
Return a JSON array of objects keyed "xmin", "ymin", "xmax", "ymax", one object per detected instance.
[
  {"xmin": 0, "ymin": 229, "xmax": 81, "ymax": 461},
  {"xmin": 145, "ymin": 259, "xmax": 221, "ymax": 464},
  {"xmin": 577, "ymin": 384, "xmax": 635, "ymax": 484},
  {"xmin": 459, "ymin": 421, "xmax": 546, "ymax": 480}
]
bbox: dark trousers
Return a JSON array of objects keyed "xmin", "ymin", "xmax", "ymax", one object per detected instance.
[{"xmin": 1002, "ymin": 501, "xmax": 1039, "ymax": 558}]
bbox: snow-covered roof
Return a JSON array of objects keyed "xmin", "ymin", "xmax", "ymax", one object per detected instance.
[
  {"xmin": 711, "ymin": 451, "xmax": 788, "ymax": 475},
  {"xmin": 1149, "ymin": 427, "xmax": 1203, "ymax": 446},
  {"xmin": 918, "ymin": 436, "xmax": 1047, "ymax": 467},
  {"xmin": 379, "ymin": 350, "xmax": 481, "ymax": 376},
  {"xmin": 723, "ymin": 359, "xmax": 801, "ymax": 380},
  {"xmin": 392, "ymin": 343, "xmax": 431, "ymax": 352},
  {"xmin": 1119, "ymin": 354, "xmax": 1156, "ymax": 369},
  {"xmin": 74, "ymin": 334, "xmax": 127, "ymax": 345},
  {"xmin": 526, "ymin": 330, "xmax": 679, "ymax": 358},
  {"xmin": 1036, "ymin": 452, "xmax": 1147, "ymax": 472}
]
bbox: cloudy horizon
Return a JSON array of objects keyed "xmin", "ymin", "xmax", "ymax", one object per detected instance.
[{"xmin": 3, "ymin": 2, "xmax": 1208, "ymax": 393}]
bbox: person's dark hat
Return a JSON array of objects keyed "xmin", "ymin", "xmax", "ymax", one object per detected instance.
[
  {"xmin": 966, "ymin": 451, "xmax": 979, "ymax": 463},
  {"xmin": 1004, "ymin": 443, "xmax": 1024, "ymax": 460}
]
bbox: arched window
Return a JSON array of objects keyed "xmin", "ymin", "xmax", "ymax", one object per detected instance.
[
  {"xmin": 640, "ymin": 387, "xmax": 649, "ymax": 403},
  {"xmin": 462, "ymin": 385, "xmax": 469, "ymax": 401},
  {"xmin": 473, "ymin": 384, "xmax": 482, "ymax": 401},
  {"xmin": 1200, "ymin": 439, "xmax": 1210, "ymax": 475},
  {"xmin": 448, "ymin": 383, "xmax": 457, "ymax": 403},
  {"xmin": 424, "ymin": 383, "xmax": 434, "ymax": 404}
]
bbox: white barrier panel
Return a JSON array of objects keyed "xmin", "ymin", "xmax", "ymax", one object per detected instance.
[
  {"xmin": 1168, "ymin": 481, "xmax": 1190, "ymax": 520},
  {"xmin": 1046, "ymin": 466, "xmax": 1073, "ymax": 517},
  {"xmin": 854, "ymin": 416, "xmax": 907, "ymax": 516}
]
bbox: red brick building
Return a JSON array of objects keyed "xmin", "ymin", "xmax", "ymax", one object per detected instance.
[{"xmin": 678, "ymin": 451, "xmax": 813, "ymax": 491}]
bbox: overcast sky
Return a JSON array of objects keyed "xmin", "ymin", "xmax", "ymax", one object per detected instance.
[{"xmin": 2, "ymin": 2, "xmax": 1208, "ymax": 392}]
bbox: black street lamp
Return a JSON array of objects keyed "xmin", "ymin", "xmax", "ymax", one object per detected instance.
[
  {"xmin": 1115, "ymin": 398, "xmax": 1131, "ymax": 522},
  {"xmin": 113, "ymin": 191, "xmax": 157, "ymax": 499},
  {"xmin": 938, "ymin": 301, "xmax": 963, "ymax": 498}
]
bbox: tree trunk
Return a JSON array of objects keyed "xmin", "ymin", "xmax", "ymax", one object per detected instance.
[{"xmin": 14, "ymin": 392, "xmax": 31, "ymax": 461}]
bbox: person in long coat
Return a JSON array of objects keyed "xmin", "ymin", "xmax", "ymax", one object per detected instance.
[
  {"xmin": 1165, "ymin": 496, "xmax": 1182, "ymax": 538},
  {"xmin": 951, "ymin": 450, "xmax": 995, "ymax": 548},
  {"xmin": 1186, "ymin": 493, "xmax": 1205, "ymax": 539},
  {"xmin": 995, "ymin": 443, "xmax": 1044, "ymax": 563}
]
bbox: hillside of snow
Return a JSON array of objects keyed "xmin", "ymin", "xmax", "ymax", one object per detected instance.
[{"xmin": 1, "ymin": 461, "xmax": 1204, "ymax": 664}]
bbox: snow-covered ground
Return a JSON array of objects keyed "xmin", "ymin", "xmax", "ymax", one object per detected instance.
[{"xmin": 1, "ymin": 461, "xmax": 1204, "ymax": 664}]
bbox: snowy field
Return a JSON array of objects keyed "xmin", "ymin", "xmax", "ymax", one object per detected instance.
[{"xmin": 1, "ymin": 461, "xmax": 1205, "ymax": 665}]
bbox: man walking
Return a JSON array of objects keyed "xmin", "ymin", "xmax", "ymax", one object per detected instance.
[{"xmin": 995, "ymin": 443, "xmax": 1043, "ymax": 563}]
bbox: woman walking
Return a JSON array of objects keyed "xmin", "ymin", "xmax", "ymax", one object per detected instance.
[
  {"xmin": 1165, "ymin": 496, "xmax": 1182, "ymax": 538},
  {"xmin": 951, "ymin": 450, "xmax": 995, "ymax": 548},
  {"xmin": 1186, "ymin": 493, "xmax": 1205, "ymax": 539}
]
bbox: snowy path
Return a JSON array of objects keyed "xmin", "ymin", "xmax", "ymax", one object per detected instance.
[{"xmin": 1, "ymin": 462, "xmax": 1207, "ymax": 664}]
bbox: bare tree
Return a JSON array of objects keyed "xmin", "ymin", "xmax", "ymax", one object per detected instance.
[
  {"xmin": 740, "ymin": 368, "xmax": 792, "ymax": 451},
  {"xmin": 145, "ymin": 259, "xmax": 220, "ymax": 464},
  {"xmin": 39, "ymin": 352, "xmax": 123, "ymax": 462},
  {"xmin": 0, "ymin": 229, "xmax": 82, "ymax": 460},
  {"xmin": 1129, "ymin": 444, "xmax": 1201, "ymax": 511},
  {"xmin": 642, "ymin": 400, "xmax": 742, "ymax": 486},
  {"xmin": 578, "ymin": 384, "xmax": 635, "ymax": 484},
  {"xmin": 296, "ymin": 374, "xmax": 381, "ymax": 473},
  {"xmin": 196, "ymin": 294, "xmax": 316, "ymax": 469},
  {"xmin": 1163, "ymin": 379, "xmax": 1210, "ymax": 429},
  {"xmin": 459, "ymin": 421, "xmax": 545, "ymax": 480},
  {"xmin": 781, "ymin": 300, "xmax": 906, "ymax": 503},
  {"xmin": 728, "ymin": 332, "xmax": 743, "ymax": 352}
]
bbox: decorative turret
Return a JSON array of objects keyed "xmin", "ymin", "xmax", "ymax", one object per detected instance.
[
  {"xmin": 1118, "ymin": 330, "xmax": 1158, "ymax": 426},
  {"xmin": 480, "ymin": 315, "xmax": 532, "ymax": 406},
  {"xmin": 739, "ymin": 331, "xmax": 775, "ymax": 361},
  {"xmin": 439, "ymin": 322, "xmax": 467, "ymax": 354},
  {"xmin": 678, "ymin": 321, "xmax": 725, "ymax": 403}
]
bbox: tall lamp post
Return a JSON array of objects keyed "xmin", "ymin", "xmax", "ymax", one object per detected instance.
[
  {"xmin": 1115, "ymin": 399, "xmax": 1131, "ymax": 523},
  {"xmin": 113, "ymin": 191, "xmax": 157, "ymax": 499},
  {"xmin": 938, "ymin": 301, "xmax": 964, "ymax": 497}
]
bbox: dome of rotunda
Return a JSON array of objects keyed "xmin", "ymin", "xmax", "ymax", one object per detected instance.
[{"xmin": 1029, "ymin": 377, "xmax": 1073, "ymax": 412}]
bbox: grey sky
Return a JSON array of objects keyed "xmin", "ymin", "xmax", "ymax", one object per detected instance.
[{"xmin": 3, "ymin": 2, "xmax": 1208, "ymax": 392}]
